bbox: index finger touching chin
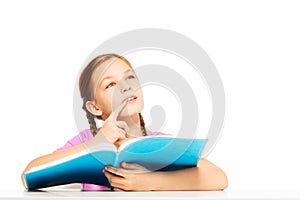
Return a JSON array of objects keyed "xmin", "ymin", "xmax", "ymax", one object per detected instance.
[{"xmin": 111, "ymin": 100, "xmax": 127, "ymax": 121}]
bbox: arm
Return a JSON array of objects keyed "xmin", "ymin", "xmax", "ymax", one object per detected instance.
[
  {"xmin": 103, "ymin": 159, "xmax": 228, "ymax": 191},
  {"xmin": 21, "ymin": 132, "xmax": 112, "ymax": 189},
  {"xmin": 21, "ymin": 103, "xmax": 130, "ymax": 189},
  {"xmin": 21, "ymin": 139, "xmax": 89, "ymax": 189},
  {"xmin": 150, "ymin": 159, "xmax": 228, "ymax": 191}
]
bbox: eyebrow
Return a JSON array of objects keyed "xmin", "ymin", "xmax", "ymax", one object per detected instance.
[{"xmin": 98, "ymin": 68, "xmax": 133, "ymax": 87}]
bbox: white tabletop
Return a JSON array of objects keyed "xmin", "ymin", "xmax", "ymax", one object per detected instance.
[{"xmin": 1, "ymin": 189, "xmax": 300, "ymax": 200}]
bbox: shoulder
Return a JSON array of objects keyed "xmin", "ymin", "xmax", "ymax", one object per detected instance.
[
  {"xmin": 78, "ymin": 129, "xmax": 94, "ymax": 142},
  {"xmin": 55, "ymin": 129, "xmax": 94, "ymax": 152}
]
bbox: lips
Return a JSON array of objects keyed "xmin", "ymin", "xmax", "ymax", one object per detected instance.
[{"xmin": 123, "ymin": 95, "xmax": 137, "ymax": 103}]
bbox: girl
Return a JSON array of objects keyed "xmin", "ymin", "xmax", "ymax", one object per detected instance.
[{"xmin": 22, "ymin": 54, "xmax": 228, "ymax": 191}]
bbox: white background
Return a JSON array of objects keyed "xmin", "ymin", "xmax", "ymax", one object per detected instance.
[{"xmin": 0, "ymin": 0, "xmax": 299, "ymax": 191}]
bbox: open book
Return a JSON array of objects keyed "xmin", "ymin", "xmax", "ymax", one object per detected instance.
[{"xmin": 23, "ymin": 136, "xmax": 207, "ymax": 190}]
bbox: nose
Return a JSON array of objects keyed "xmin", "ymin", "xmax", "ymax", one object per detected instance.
[{"xmin": 119, "ymin": 79, "xmax": 131, "ymax": 94}]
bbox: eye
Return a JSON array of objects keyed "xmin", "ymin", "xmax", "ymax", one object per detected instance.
[
  {"xmin": 105, "ymin": 82, "xmax": 116, "ymax": 89},
  {"xmin": 128, "ymin": 74, "xmax": 136, "ymax": 79}
]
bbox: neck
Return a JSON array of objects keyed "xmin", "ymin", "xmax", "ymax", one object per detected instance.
[{"xmin": 118, "ymin": 114, "xmax": 144, "ymax": 137}]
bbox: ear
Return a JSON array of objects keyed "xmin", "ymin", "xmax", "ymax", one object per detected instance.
[{"xmin": 85, "ymin": 101, "xmax": 103, "ymax": 117}]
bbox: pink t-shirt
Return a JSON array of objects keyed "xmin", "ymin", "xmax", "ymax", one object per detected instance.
[{"xmin": 56, "ymin": 129, "xmax": 170, "ymax": 191}]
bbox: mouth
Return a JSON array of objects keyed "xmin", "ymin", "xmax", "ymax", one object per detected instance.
[{"xmin": 123, "ymin": 95, "xmax": 138, "ymax": 104}]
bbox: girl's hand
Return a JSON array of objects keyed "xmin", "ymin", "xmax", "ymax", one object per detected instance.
[
  {"xmin": 97, "ymin": 102, "xmax": 131, "ymax": 147},
  {"xmin": 103, "ymin": 162, "xmax": 154, "ymax": 191}
]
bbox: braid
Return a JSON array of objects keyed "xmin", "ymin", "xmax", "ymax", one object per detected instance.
[
  {"xmin": 87, "ymin": 112, "xmax": 98, "ymax": 137},
  {"xmin": 82, "ymin": 100, "xmax": 98, "ymax": 136},
  {"xmin": 139, "ymin": 113, "xmax": 147, "ymax": 136}
]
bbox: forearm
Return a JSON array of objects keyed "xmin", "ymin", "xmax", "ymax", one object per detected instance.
[
  {"xmin": 21, "ymin": 143, "xmax": 86, "ymax": 189},
  {"xmin": 149, "ymin": 159, "xmax": 228, "ymax": 191},
  {"xmin": 21, "ymin": 134, "xmax": 110, "ymax": 189},
  {"xmin": 22, "ymin": 133, "xmax": 111, "ymax": 173},
  {"xmin": 23, "ymin": 144, "xmax": 83, "ymax": 173}
]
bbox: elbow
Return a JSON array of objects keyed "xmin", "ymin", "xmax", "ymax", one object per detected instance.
[
  {"xmin": 21, "ymin": 160, "xmax": 36, "ymax": 190},
  {"xmin": 195, "ymin": 160, "xmax": 229, "ymax": 190},
  {"xmin": 21, "ymin": 165, "xmax": 29, "ymax": 190},
  {"xmin": 21, "ymin": 173, "xmax": 28, "ymax": 190},
  {"xmin": 214, "ymin": 169, "xmax": 228, "ymax": 190},
  {"xmin": 197, "ymin": 168, "xmax": 228, "ymax": 191}
]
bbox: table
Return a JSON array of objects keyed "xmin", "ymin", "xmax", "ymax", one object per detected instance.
[{"xmin": 1, "ymin": 189, "xmax": 300, "ymax": 200}]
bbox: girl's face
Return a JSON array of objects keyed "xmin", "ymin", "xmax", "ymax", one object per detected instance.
[{"xmin": 90, "ymin": 58, "xmax": 144, "ymax": 120}]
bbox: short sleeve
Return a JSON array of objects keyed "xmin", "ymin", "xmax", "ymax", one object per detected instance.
[
  {"xmin": 146, "ymin": 130, "xmax": 173, "ymax": 137},
  {"xmin": 55, "ymin": 129, "xmax": 93, "ymax": 152}
]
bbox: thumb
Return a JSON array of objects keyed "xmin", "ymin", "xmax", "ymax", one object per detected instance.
[{"xmin": 121, "ymin": 162, "xmax": 145, "ymax": 170}]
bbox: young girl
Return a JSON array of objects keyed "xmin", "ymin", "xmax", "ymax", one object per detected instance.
[{"xmin": 22, "ymin": 54, "xmax": 228, "ymax": 191}]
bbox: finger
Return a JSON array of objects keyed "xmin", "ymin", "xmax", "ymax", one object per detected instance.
[
  {"xmin": 104, "ymin": 166, "xmax": 126, "ymax": 177},
  {"xmin": 121, "ymin": 162, "xmax": 145, "ymax": 170},
  {"xmin": 103, "ymin": 171, "xmax": 127, "ymax": 190},
  {"xmin": 103, "ymin": 169, "xmax": 113, "ymax": 180},
  {"xmin": 110, "ymin": 100, "xmax": 127, "ymax": 121},
  {"xmin": 103, "ymin": 169, "xmax": 126, "ymax": 187},
  {"xmin": 115, "ymin": 121, "xmax": 130, "ymax": 134},
  {"xmin": 115, "ymin": 127, "xmax": 127, "ymax": 140},
  {"xmin": 111, "ymin": 130, "xmax": 127, "ymax": 146},
  {"xmin": 109, "ymin": 183, "xmax": 127, "ymax": 191}
]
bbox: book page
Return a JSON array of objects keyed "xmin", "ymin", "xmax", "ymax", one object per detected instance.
[
  {"xmin": 118, "ymin": 135, "xmax": 171, "ymax": 152},
  {"xmin": 116, "ymin": 137, "xmax": 207, "ymax": 171},
  {"xmin": 118, "ymin": 136, "xmax": 148, "ymax": 152}
]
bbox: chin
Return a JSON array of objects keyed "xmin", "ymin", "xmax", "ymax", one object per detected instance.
[{"xmin": 120, "ymin": 103, "xmax": 144, "ymax": 118}]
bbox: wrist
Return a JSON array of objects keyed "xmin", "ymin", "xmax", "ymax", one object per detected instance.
[{"xmin": 147, "ymin": 171, "xmax": 165, "ymax": 191}]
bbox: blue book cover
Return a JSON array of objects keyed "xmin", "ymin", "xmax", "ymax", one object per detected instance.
[{"xmin": 23, "ymin": 136, "xmax": 207, "ymax": 190}]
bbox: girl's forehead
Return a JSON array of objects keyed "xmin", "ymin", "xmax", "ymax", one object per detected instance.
[{"xmin": 91, "ymin": 58, "xmax": 132, "ymax": 85}]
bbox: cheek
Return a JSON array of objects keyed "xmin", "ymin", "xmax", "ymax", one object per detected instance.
[
  {"xmin": 95, "ymin": 92, "xmax": 113, "ymax": 113},
  {"xmin": 103, "ymin": 101, "xmax": 113, "ymax": 114},
  {"xmin": 134, "ymin": 88, "xmax": 144, "ymax": 110},
  {"xmin": 132, "ymin": 80, "xmax": 141, "ymax": 90},
  {"xmin": 137, "ymin": 88, "xmax": 144, "ymax": 101}
]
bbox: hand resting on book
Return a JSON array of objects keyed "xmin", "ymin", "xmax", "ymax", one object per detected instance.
[{"xmin": 103, "ymin": 161, "xmax": 153, "ymax": 191}]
